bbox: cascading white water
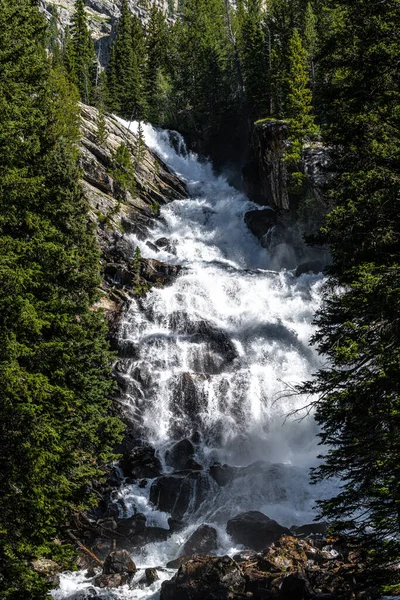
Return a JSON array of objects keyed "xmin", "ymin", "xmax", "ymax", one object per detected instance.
[{"xmin": 54, "ymin": 122, "xmax": 334, "ymax": 600}]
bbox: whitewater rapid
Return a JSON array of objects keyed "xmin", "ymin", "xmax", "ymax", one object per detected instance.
[{"xmin": 54, "ymin": 122, "xmax": 332, "ymax": 599}]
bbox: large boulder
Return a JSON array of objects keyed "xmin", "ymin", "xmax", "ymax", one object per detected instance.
[
  {"xmin": 150, "ymin": 471, "xmax": 208, "ymax": 520},
  {"xmin": 116, "ymin": 513, "xmax": 147, "ymax": 540},
  {"xmin": 103, "ymin": 550, "xmax": 136, "ymax": 575},
  {"xmin": 165, "ymin": 438, "xmax": 195, "ymax": 471},
  {"xmin": 244, "ymin": 208, "xmax": 277, "ymax": 241},
  {"xmin": 94, "ymin": 550, "xmax": 136, "ymax": 588},
  {"xmin": 226, "ymin": 511, "xmax": 291, "ymax": 551},
  {"xmin": 160, "ymin": 555, "xmax": 245, "ymax": 600},
  {"xmin": 181, "ymin": 524, "xmax": 219, "ymax": 557},
  {"xmin": 209, "ymin": 463, "xmax": 237, "ymax": 487},
  {"xmin": 120, "ymin": 443, "xmax": 162, "ymax": 479}
]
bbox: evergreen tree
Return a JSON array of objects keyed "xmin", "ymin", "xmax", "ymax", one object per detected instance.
[
  {"xmin": 0, "ymin": 1, "xmax": 123, "ymax": 596},
  {"xmin": 134, "ymin": 121, "xmax": 146, "ymax": 168},
  {"xmin": 145, "ymin": 4, "xmax": 169, "ymax": 123},
  {"xmin": 96, "ymin": 100, "xmax": 108, "ymax": 146},
  {"xmin": 303, "ymin": 1, "xmax": 318, "ymax": 85},
  {"xmin": 61, "ymin": 25, "xmax": 77, "ymax": 84},
  {"xmin": 70, "ymin": 0, "xmax": 96, "ymax": 102},
  {"xmin": 237, "ymin": 0, "xmax": 270, "ymax": 117},
  {"xmin": 107, "ymin": 0, "xmax": 146, "ymax": 119},
  {"xmin": 299, "ymin": 0, "xmax": 400, "ymax": 565},
  {"xmin": 285, "ymin": 28, "xmax": 317, "ymax": 183}
]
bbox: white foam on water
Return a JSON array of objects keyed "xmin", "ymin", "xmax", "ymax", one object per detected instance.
[{"xmin": 53, "ymin": 119, "xmax": 333, "ymax": 599}]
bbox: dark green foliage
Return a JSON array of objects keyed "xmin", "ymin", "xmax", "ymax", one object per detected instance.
[
  {"xmin": 111, "ymin": 142, "xmax": 136, "ymax": 197},
  {"xmin": 0, "ymin": 1, "xmax": 124, "ymax": 596},
  {"xmin": 285, "ymin": 28, "xmax": 317, "ymax": 185},
  {"xmin": 298, "ymin": 0, "xmax": 400, "ymax": 566},
  {"xmin": 69, "ymin": 0, "xmax": 96, "ymax": 102},
  {"xmin": 96, "ymin": 101, "xmax": 108, "ymax": 146},
  {"xmin": 135, "ymin": 121, "xmax": 146, "ymax": 168},
  {"xmin": 145, "ymin": 4, "xmax": 169, "ymax": 123},
  {"xmin": 107, "ymin": 0, "xmax": 147, "ymax": 119},
  {"xmin": 237, "ymin": 0, "xmax": 270, "ymax": 117}
]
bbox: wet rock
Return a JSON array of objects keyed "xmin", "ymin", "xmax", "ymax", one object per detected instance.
[
  {"xmin": 160, "ymin": 555, "xmax": 246, "ymax": 600},
  {"xmin": 146, "ymin": 240, "xmax": 160, "ymax": 253},
  {"xmin": 181, "ymin": 524, "xmax": 219, "ymax": 557},
  {"xmin": 166, "ymin": 555, "xmax": 192, "ymax": 569},
  {"xmin": 145, "ymin": 567, "xmax": 159, "ymax": 585},
  {"xmin": 172, "ymin": 372, "xmax": 208, "ymax": 418},
  {"xmin": 103, "ymin": 550, "xmax": 136, "ymax": 575},
  {"xmin": 120, "ymin": 443, "xmax": 162, "ymax": 479},
  {"xmin": 150, "ymin": 471, "xmax": 210, "ymax": 520},
  {"xmin": 95, "ymin": 549, "xmax": 136, "ymax": 588},
  {"xmin": 291, "ymin": 523, "xmax": 328, "ymax": 538},
  {"xmin": 116, "ymin": 513, "xmax": 147, "ymax": 540},
  {"xmin": 209, "ymin": 463, "xmax": 237, "ymax": 487},
  {"xmin": 155, "ymin": 237, "xmax": 170, "ymax": 248},
  {"xmin": 165, "ymin": 439, "xmax": 195, "ymax": 471},
  {"xmin": 140, "ymin": 258, "xmax": 182, "ymax": 286},
  {"xmin": 295, "ymin": 260, "xmax": 326, "ymax": 277},
  {"xmin": 244, "ymin": 208, "xmax": 277, "ymax": 241},
  {"xmin": 168, "ymin": 313, "xmax": 238, "ymax": 364},
  {"xmin": 94, "ymin": 572, "xmax": 131, "ymax": 588},
  {"xmin": 144, "ymin": 526, "xmax": 171, "ymax": 544},
  {"xmin": 227, "ymin": 511, "xmax": 291, "ymax": 551},
  {"xmin": 184, "ymin": 458, "xmax": 203, "ymax": 470},
  {"xmin": 168, "ymin": 517, "xmax": 186, "ymax": 533}
]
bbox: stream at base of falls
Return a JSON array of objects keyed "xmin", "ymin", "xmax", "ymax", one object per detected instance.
[{"xmin": 53, "ymin": 122, "xmax": 334, "ymax": 600}]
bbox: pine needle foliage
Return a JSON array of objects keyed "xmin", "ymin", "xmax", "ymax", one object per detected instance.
[
  {"xmin": 0, "ymin": 1, "xmax": 124, "ymax": 596},
  {"xmin": 298, "ymin": 0, "xmax": 400, "ymax": 566}
]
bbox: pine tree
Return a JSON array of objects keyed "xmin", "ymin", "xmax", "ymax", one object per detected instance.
[
  {"xmin": 61, "ymin": 25, "xmax": 77, "ymax": 84},
  {"xmin": 96, "ymin": 101, "xmax": 108, "ymax": 145},
  {"xmin": 107, "ymin": 0, "xmax": 146, "ymax": 119},
  {"xmin": 285, "ymin": 28, "xmax": 317, "ymax": 183},
  {"xmin": 145, "ymin": 4, "xmax": 169, "ymax": 123},
  {"xmin": 303, "ymin": 2, "xmax": 318, "ymax": 86},
  {"xmin": 298, "ymin": 0, "xmax": 400, "ymax": 566},
  {"xmin": 0, "ymin": 1, "xmax": 123, "ymax": 596},
  {"xmin": 237, "ymin": 0, "xmax": 270, "ymax": 117},
  {"xmin": 135, "ymin": 121, "xmax": 146, "ymax": 168},
  {"xmin": 70, "ymin": 0, "xmax": 96, "ymax": 102}
]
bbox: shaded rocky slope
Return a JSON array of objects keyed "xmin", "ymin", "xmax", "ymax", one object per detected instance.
[{"xmin": 79, "ymin": 103, "xmax": 187, "ymax": 317}]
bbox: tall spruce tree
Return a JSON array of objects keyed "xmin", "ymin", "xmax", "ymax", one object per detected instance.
[
  {"xmin": 285, "ymin": 28, "xmax": 317, "ymax": 182},
  {"xmin": 70, "ymin": 0, "xmax": 96, "ymax": 102},
  {"xmin": 237, "ymin": 0, "xmax": 270, "ymax": 117},
  {"xmin": 145, "ymin": 4, "xmax": 169, "ymax": 123},
  {"xmin": 299, "ymin": 0, "xmax": 400, "ymax": 565},
  {"xmin": 0, "ymin": 1, "xmax": 123, "ymax": 596},
  {"xmin": 107, "ymin": 0, "xmax": 146, "ymax": 119}
]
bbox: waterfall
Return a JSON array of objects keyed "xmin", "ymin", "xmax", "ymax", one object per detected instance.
[{"xmin": 53, "ymin": 122, "xmax": 333, "ymax": 599}]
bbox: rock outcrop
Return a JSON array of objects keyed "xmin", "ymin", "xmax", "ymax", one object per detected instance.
[
  {"xmin": 226, "ymin": 511, "xmax": 292, "ymax": 551},
  {"xmin": 94, "ymin": 549, "xmax": 136, "ymax": 588},
  {"xmin": 243, "ymin": 119, "xmax": 290, "ymax": 210},
  {"xmin": 79, "ymin": 103, "xmax": 187, "ymax": 313},
  {"xmin": 161, "ymin": 536, "xmax": 384, "ymax": 600},
  {"xmin": 242, "ymin": 120, "xmax": 330, "ymax": 270},
  {"xmin": 161, "ymin": 555, "xmax": 246, "ymax": 600}
]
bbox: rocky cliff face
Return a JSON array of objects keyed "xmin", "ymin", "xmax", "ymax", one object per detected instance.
[
  {"xmin": 40, "ymin": 0, "xmax": 176, "ymax": 65},
  {"xmin": 79, "ymin": 103, "xmax": 187, "ymax": 319},
  {"xmin": 242, "ymin": 119, "xmax": 330, "ymax": 270},
  {"xmin": 243, "ymin": 120, "xmax": 290, "ymax": 211}
]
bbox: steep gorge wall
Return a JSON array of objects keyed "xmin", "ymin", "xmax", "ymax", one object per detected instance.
[{"xmin": 242, "ymin": 119, "xmax": 330, "ymax": 270}]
